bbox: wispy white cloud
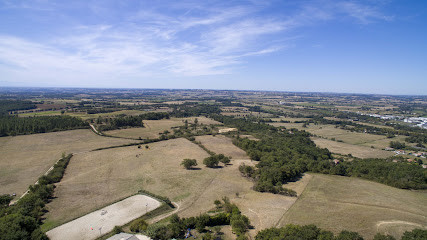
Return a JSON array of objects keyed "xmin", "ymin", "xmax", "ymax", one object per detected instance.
[
  {"xmin": 0, "ymin": 0, "xmax": 393, "ymax": 86},
  {"xmin": 337, "ymin": 1, "xmax": 393, "ymax": 24}
]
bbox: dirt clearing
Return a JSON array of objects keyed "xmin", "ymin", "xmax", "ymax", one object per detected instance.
[{"xmin": 46, "ymin": 195, "xmax": 160, "ymax": 240}]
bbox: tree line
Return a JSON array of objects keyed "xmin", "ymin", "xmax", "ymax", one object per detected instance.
[
  {"xmin": 0, "ymin": 115, "xmax": 89, "ymax": 137},
  {"xmin": 256, "ymin": 224, "xmax": 426, "ymax": 240},
  {"xmin": 0, "ymin": 154, "xmax": 73, "ymax": 240},
  {"xmin": 0, "ymin": 100, "xmax": 36, "ymax": 115},
  {"xmin": 97, "ymin": 112, "xmax": 170, "ymax": 131},
  {"xmin": 144, "ymin": 197, "xmax": 250, "ymax": 240}
]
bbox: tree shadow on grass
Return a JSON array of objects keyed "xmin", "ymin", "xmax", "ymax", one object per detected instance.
[{"xmin": 189, "ymin": 167, "xmax": 202, "ymax": 170}]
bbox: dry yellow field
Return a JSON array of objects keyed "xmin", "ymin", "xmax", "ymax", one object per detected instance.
[
  {"xmin": 45, "ymin": 138, "xmax": 211, "ymax": 228},
  {"xmin": 195, "ymin": 135, "xmax": 249, "ymax": 159},
  {"xmin": 280, "ymin": 174, "xmax": 427, "ymax": 239},
  {"xmin": 270, "ymin": 122, "xmax": 403, "ymax": 150},
  {"xmin": 0, "ymin": 129, "xmax": 137, "ymax": 197},
  {"xmin": 312, "ymin": 137, "xmax": 394, "ymax": 158},
  {"xmin": 269, "ymin": 122, "xmax": 304, "ymax": 129},
  {"xmin": 44, "ymin": 136, "xmax": 309, "ymax": 238},
  {"xmin": 104, "ymin": 117, "xmax": 221, "ymax": 139}
]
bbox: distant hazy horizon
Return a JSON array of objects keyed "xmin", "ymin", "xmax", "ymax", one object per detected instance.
[
  {"xmin": 1, "ymin": 86, "xmax": 426, "ymax": 97},
  {"xmin": 1, "ymin": 0, "xmax": 426, "ymax": 95}
]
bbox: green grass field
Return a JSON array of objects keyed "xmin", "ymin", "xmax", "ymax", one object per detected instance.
[{"xmin": 279, "ymin": 174, "xmax": 427, "ymax": 239}]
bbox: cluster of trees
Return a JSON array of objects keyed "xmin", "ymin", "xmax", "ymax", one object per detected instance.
[
  {"xmin": 406, "ymin": 134, "xmax": 427, "ymax": 145},
  {"xmin": 0, "ymin": 154, "xmax": 73, "ymax": 240},
  {"xmin": 235, "ymin": 132, "xmax": 330, "ymax": 195},
  {"xmin": 0, "ymin": 115, "xmax": 88, "ymax": 136},
  {"xmin": 171, "ymin": 120, "xmax": 218, "ymax": 139},
  {"xmin": 237, "ymin": 133, "xmax": 426, "ymax": 190},
  {"xmin": 0, "ymin": 100, "xmax": 36, "ymax": 115},
  {"xmin": 203, "ymin": 154, "xmax": 231, "ymax": 168},
  {"xmin": 210, "ymin": 115, "xmax": 426, "ymax": 191},
  {"xmin": 144, "ymin": 198, "xmax": 250, "ymax": 239},
  {"xmin": 97, "ymin": 112, "xmax": 170, "ymax": 131},
  {"xmin": 171, "ymin": 103, "xmax": 221, "ymax": 117},
  {"xmin": 256, "ymin": 224, "xmax": 427, "ymax": 240},
  {"xmin": 389, "ymin": 141, "xmax": 406, "ymax": 149},
  {"xmin": 321, "ymin": 158, "xmax": 426, "ymax": 189}
]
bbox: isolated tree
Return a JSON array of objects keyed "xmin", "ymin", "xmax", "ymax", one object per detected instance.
[
  {"xmin": 203, "ymin": 156, "xmax": 219, "ymax": 168},
  {"xmin": 181, "ymin": 159, "xmax": 198, "ymax": 169}
]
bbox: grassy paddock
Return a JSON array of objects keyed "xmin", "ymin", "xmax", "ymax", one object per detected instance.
[
  {"xmin": 280, "ymin": 174, "xmax": 427, "ymax": 239},
  {"xmin": 312, "ymin": 137, "xmax": 394, "ymax": 158},
  {"xmin": 45, "ymin": 136, "xmax": 308, "ymax": 238},
  {"xmin": 195, "ymin": 135, "xmax": 250, "ymax": 160},
  {"xmin": 0, "ymin": 129, "xmax": 137, "ymax": 197}
]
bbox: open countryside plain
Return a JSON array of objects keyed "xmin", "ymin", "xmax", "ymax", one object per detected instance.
[
  {"xmin": 0, "ymin": 129, "xmax": 137, "ymax": 197},
  {"xmin": 44, "ymin": 138, "xmax": 210, "ymax": 228},
  {"xmin": 104, "ymin": 116, "xmax": 221, "ymax": 139},
  {"xmin": 45, "ymin": 135, "xmax": 310, "ymax": 238},
  {"xmin": 279, "ymin": 174, "xmax": 427, "ymax": 239}
]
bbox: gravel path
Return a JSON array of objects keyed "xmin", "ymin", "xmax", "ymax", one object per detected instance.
[{"xmin": 47, "ymin": 195, "xmax": 161, "ymax": 240}]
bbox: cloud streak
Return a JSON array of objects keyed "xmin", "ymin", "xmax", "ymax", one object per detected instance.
[{"xmin": 0, "ymin": 0, "xmax": 393, "ymax": 86}]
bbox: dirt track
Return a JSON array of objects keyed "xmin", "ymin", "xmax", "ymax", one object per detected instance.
[{"xmin": 47, "ymin": 195, "xmax": 160, "ymax": 240}]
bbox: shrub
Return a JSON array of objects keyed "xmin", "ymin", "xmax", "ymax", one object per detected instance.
[{"xmin": 130, "ymin": 218, "xmax": 148, "ymax": 233}]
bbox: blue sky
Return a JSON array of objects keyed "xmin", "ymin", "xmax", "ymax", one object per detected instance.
[{"xmin": 0, "ymin": 0, "xmax": 426, "ymax": 95}]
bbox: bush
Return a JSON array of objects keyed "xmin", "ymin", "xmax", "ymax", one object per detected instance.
[
  {"xmin": 373, "ymin": 233, "xmax": 396, "ymax": 240},
  {"xmin": 130, "ymin": 218, "xmax": 148, "ymax": 233},
  {"xmin": 401, "ymin": 229, "xmax": 427, "ymax": 240},
  {"xmin": 336, "ymin": 230, "xmax": 364, "ymax": 240},
  {"xmin": 112, "ymin": 226, "xmax": 123, "ymax": 234}
]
